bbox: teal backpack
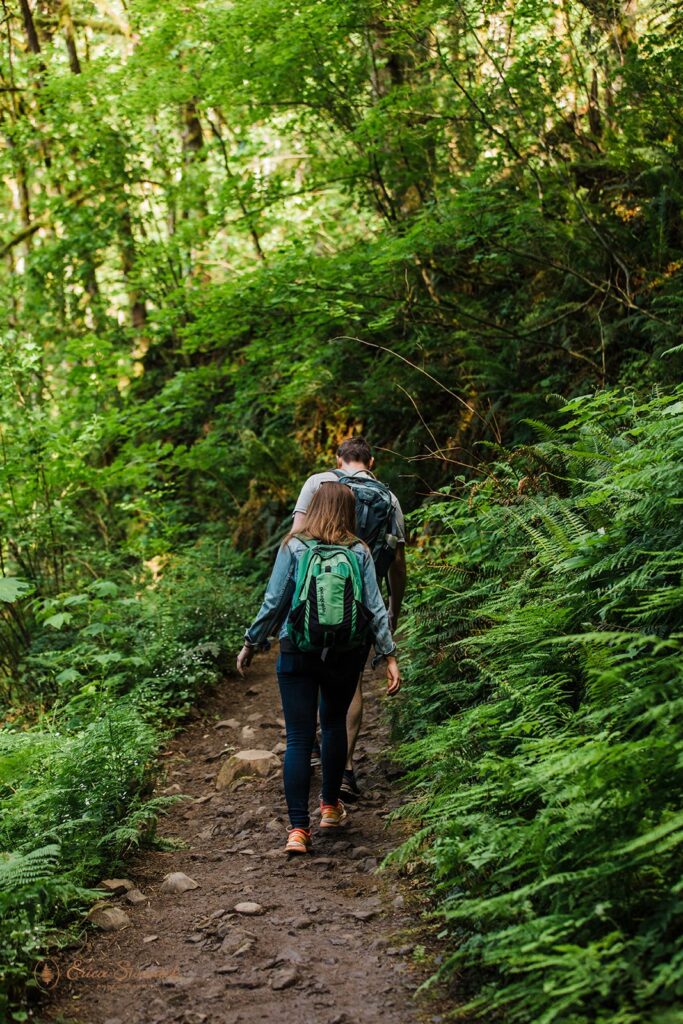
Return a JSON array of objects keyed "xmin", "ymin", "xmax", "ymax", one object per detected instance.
[{"xmin": 286, "ymin": 541, "xmax": 374, "ymax": 653}]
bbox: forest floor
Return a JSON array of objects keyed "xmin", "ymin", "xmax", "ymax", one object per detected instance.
[{"xmin": 38, "ymin": 649, "xmax": 449, "ymax": 1024}]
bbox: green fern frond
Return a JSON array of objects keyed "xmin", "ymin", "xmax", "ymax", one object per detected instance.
[{"xmin": 0, "ymin": 844, "xmax": 60, "ymax": 892}]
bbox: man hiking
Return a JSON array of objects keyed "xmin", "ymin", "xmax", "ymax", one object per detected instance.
[{"xmin": 291, "ymin": 436, "xmax": 407, "ymax": 801}]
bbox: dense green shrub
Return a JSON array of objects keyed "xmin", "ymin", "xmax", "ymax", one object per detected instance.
[
  {"xmin": 0, "ymin": 542, "xmax": 259, "ymax": 1016},
  {"xmin": 0, "ymin": 708, "xmax": 162, "ymax": 1012},
  {"xmin": 392, "ymin": 386, "xmax": 683, "ymax": 1023}
]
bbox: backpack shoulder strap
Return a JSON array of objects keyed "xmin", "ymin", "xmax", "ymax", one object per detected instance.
[
  {"xmin": 291, "ymin": 538, "xmax": 320, "ymax": 602},
  {"xmin": 335, "ymin": 468, "xmax": 376, "ymax": 480}
]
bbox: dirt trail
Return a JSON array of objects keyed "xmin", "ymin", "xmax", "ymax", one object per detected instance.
[{"xmin": 40, "ymin": 649, "xmax": 443, "ymax": 1024}]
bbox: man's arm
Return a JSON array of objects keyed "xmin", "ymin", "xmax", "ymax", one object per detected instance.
[
  {"xmin": 292, "ymin": 510, "xmax": 307, "ymax": 532},
  {"xmin": 291, "ymin": 473, "xmax": 326, "ymax": 534},
  {"xmin": 387, "ymin": 544, "xmax": 406, "ymax": 632}
]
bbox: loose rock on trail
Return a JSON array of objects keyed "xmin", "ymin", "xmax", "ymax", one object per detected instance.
[{"xmin": 40, "ymin": 650, "xmax": 443, "ymax": 1024}]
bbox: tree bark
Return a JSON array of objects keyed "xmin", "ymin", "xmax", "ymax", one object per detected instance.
[
  {"xmin": 18, "ymin": 0, "xmax": 42, "ymax": 56},
  {"xmin": 119, "ymin": 203, "xmax": 148, "ymax": 330}
]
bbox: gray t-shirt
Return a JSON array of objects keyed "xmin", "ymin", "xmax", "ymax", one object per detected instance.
[{"xmin": 293, "ymin": 470, "xmax": 406, "ymax": 543}]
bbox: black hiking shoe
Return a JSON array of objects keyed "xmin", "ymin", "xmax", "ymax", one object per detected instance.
[
  {"xmin": 339, "ymin": 768, "xmax": 361, "ymax": 803},
  {"xmin": 310, "ymin": 740, "xmax": 321, "ymax": 772}
]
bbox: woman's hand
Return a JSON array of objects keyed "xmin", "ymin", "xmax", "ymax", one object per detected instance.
[
  {"xmin": 385, "ymin": 655, "xmax": 402, "ymax": 695},
  {"xmin": 236, "ymin": 644, "xmax": 255, "ymax": 676}
]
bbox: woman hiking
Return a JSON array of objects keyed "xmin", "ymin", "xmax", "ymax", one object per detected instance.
[{"xmin": 236, "ymin": 483, "xmax": 401, "ymax": 855}]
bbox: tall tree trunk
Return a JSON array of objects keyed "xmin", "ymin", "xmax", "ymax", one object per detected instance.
[
  {"xmin": 119, "ymin": 202, "xmax": 148, "ymax": 330},
  {"xmin": 18, "ymin": 0, "xmax": 42, "ymax": 57},
  {"xmin": 61, "ymin": 2, "xmax": 83, "ymax": 75},
  {"xmin": 1, "ymin": 4, "xmax": 34, "ymax": 263},
  {"xmin": 364, "ymin": 17, "xmax": 436, "ymax": 218},
  {"xmin": 49, "ymin": 0, "xmax": 109, "ymax": 330},
  {"xmin": 180, "ymin": 99, "xmax": 208, "ymax": 274}
]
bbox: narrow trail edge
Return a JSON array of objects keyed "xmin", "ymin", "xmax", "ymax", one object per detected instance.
[{"xmin": 40, "ymin": 649, "xmax": 448, "ymax": 1024}]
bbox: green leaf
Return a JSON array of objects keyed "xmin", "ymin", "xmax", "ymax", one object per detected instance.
[
  {"xmin": 92, "ymin": 652, "xmax": 122, "ymax": 666},
  {"xmin": 90, "ymin": 581, "xmax": 119, "ymax": 598},
  {"xmin": 81, "ymin": 622, "xmax": 107, "ymax": 636},
  {"xmin": 55, "ymin": 668, "xmax": 81, "ymax": 684},
  {"xmin": 0, "ymin": 577, "xmax": 31, "ymax": 603},
  {"xmin": 43, "ymin": 612, "xmax": 72, "ymax": 630}
]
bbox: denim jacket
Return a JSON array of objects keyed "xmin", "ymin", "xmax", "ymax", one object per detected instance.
[{"xmin": 244, "ymin": 537, "xmax": 396, "ymax": 658}]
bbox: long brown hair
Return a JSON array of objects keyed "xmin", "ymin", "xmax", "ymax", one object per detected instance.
[{"xmin": 285, "ymin": 482, "xmax": 359, "ymax": 546}]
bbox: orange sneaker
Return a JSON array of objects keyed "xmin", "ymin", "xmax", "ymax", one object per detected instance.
[
  {"xmin": 285, "ymin": 827, "xmax": 312, "ymax": 855},
  {"xmin": 319, "ymin": 799, "xmax": 348, "ymax": 828}
]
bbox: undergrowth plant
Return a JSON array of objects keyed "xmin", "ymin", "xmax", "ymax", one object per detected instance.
[
  {"xmin": 0, "ymin": 541, "xmax": 259, "ymax": 1017},
  {"xmin": 391, "ymin": 386, "xmax": 683, "ymax": 1024}
]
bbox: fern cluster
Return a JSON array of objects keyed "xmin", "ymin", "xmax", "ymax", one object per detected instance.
[
  {"xmin": 392, "ymin": 386, "xmax": 683, "ymax": 1023},
  {"xmin": 0, "ymin": 541, "xmax": 259, "ymax": 1014}
]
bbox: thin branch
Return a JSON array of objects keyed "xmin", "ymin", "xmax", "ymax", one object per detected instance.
[
  {"xmin": 0, "ymin": 214, "xmax": 48, "ymax": 257},
  {"xmin": 333, "ymin": 334, "xmax": 492, "ymax": 434},
  {"xmin": 206, "ymin": 112, "xmax": 266, "ymax": 263},
  {"xmin": 395, "ymin": 382, "xmax": 440, "ymax": 451},
  {"xmin": 424, "ymin": 29, "xmax": 546, "ymax": 199}
]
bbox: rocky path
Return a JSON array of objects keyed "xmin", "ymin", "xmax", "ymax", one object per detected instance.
[{"xmin": 40, "ymin": 649, "xmax": 443, "ymax": 1024}]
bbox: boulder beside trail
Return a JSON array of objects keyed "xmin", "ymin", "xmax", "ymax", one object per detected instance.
[
  {"xmin": 215, "ymin": 750, "xmax": 280, "ymax": 791},
  {"xmin": 271, "ymin": 966, "xmax": 300, "ymax": 990},
  {"xmin": 98, "ymin": 878, "xmax": 135, "ymax": 896},
  {"xmin": 234, "ymin": 901, "xmax": 263, "ymax": 916},
  {"xmin": 87, "ymin": 903, "xmax": 131, "ymax": 931},
  {"xmin": 160, "ymin": 871, "xmax": 201, "ymax": 894},
  {"xmin": 125, "ymin": 888, "xmax": 148, "ymax": 904}
]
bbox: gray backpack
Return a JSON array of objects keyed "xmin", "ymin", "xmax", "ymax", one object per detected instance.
[{"xmin": 332, "ymin": 470, "xmax": 396, "ymax": 578}]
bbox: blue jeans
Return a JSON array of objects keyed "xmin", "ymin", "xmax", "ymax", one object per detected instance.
[{"xmin": 276, "ymin": 648, "xmax": 367, "ymax": 828}]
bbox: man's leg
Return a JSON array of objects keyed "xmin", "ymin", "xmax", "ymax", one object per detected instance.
[
  {"xmin": 341, "ymin": 642, "xmax": 372, "ymax": 800},
  {"xmin": 344, "ymin": 673, "xmax": 363, "ymax": 771}
]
